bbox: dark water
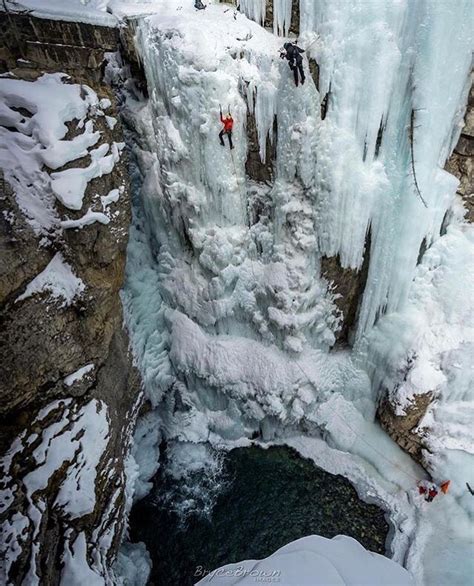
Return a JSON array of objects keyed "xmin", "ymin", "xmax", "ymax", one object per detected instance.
[{"xmin": 129, "ymin": 445, "xmax": 389, "ymax": 586}]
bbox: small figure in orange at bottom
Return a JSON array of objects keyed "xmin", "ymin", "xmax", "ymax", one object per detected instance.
[{"xmin": 440, "ymin": 480, "xmax": 451, "ymax": 494}]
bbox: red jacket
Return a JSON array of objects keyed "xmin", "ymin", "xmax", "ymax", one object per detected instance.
[{"xmin": 221, "ymin": 115, "xmax": 234, "ymax": 132}]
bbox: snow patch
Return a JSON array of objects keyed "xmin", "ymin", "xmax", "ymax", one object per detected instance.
[
  {"xmin": 16, "ymin": 253, "xmax": 85, "ymax": 307},
  {"xmin": 10, "ymin": 0, "xmax": 118, "ymax": 26},
  {"xmin": 101, "ymin": 186, "xmax": 123, "ymax": 210},
  {"xmin": 61, "ymin": 532, "xmax": 104, "ymax": 586},
  {"xmin": 0, "ymin": 74, "xmax": 98, "ymax": 232},
  {"xmin": 51, "ymin": 142, "xmax": 122, "ymax": 211},
  {"xmin": 0, "ymin": 73, "xmax": 123, "ymax": 234},
  {"xmin": 61, "ymin": 208, "xmax": 110, "ymax": 229},
  {"xmin": 64, "ymin": 363, "xmax": 95, "ymax": 387}
]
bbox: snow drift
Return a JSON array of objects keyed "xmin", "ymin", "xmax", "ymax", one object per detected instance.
[{"xmin": 195, "ymin": 534, "xmax": 414, "ymax": 586}]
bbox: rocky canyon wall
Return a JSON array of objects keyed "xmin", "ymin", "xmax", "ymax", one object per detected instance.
[{"xmin": 0, "ymin": 13, "xmax": 143, "ymax": 585}]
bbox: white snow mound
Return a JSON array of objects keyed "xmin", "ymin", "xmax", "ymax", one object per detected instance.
[{"xmin": 195, "ymin": 535, "xmax": 414, "ymax": 586}]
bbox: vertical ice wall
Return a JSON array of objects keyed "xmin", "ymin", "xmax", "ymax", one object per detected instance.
[
  {"xmin": 126, "ymin": 4, "xmax": 340, "ymax": 365},
  {"xmin": 299, "ymin": 0, "xmax": 472, "ymax": 340},
  {"xmin": 230, "ymin": 0, "xmax": 472, "ymax": 341}
]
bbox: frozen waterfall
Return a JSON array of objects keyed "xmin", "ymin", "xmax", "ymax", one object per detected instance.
[{"xmin": 119, "ymin": 1, "xmax": 473, "ymax": 585}]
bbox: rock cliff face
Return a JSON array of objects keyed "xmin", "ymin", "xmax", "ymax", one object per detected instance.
[
  {"xmin": 320, "ymin": 233, "xmax": 371, "ymax": 345},
  {"xmin": 377, "ymin": 393, "xmax": 432, "ymax": 464},
  {"xmin": 0, "ymin": 14, "xmax": 142, "ymax": 585},
  {"xmin": 445, "ymin": 83, "xmax": 474, "ymax": 222},
  {"xmin": 0, "ymin": 12, "xmax": 118, "ymax": 79}
]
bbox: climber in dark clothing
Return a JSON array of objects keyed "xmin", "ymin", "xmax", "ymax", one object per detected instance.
[
  {"xmin": 194, "ymin": 0, "xmax": 206, "ymax": 9},
  {"xmin": 281, "ymin": 42, "xmax": 306, "ymax": 87}
]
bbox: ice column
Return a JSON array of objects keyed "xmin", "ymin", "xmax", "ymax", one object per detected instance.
[
  {"xmin": 274, "ymin": 0, "xmax": 293, "ymax": 37},
  {"xmin": 299, "ymin": 0, "xmax": 472, "ymax": 340},
  {"xmin": 239, "ymin": 0, "xmax": 266, "ymax": 26}
]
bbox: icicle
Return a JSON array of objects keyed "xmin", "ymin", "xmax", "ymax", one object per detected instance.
[
  {"xmin": 273, "ymin": 0, "xmax": 293, "ymax": 37},
  {"xmin": 298, "ymin": 0, "xmax": 472, "ymax": 340},
  {"xmin": 248, "ymin": 82, "xmax": 277, "ymax": 163},
  {"xmin": 239, "ymin": 0, "xmax": 266, "ymax": 26}
]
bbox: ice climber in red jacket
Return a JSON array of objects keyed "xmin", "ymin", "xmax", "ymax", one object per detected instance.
[{"xmin": 219, "ymin": 108, "xmax": 234, "ymax": 150}]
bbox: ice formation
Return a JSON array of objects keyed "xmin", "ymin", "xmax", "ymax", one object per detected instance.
[
  {"xmin": 1, "ymin": 0, "xmax": 472, "ymax": 585},
  {"xmin": 195, "ymin": 534, "xmax": 414, "ymax": 585},
  {"xmin": 117, "ymin": 2, "xmax": 473, "ymax": 585}
]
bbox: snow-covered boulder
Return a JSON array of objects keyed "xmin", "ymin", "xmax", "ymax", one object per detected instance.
[{"xmin": 195, "ymin": 535, "xmax": 414, "ymax": 586}]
